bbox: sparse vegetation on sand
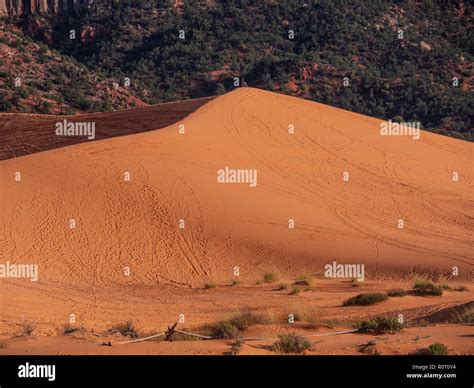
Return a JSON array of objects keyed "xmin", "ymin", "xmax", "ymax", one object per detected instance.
[
  {"xmin": 289, "ymin": 275, "xmax": 315, "ymax": 294},
  {"xmin": 204, "ymin": 282, "xmax": 217, "ymax": 289},
  {"xmin": 359, "ymin": 340, "xmax": 379, "ymax": 355},
  {"xmin": 343, "ymin": 292, "xmax": 388, "ymax": 306},
  {"xmin": 440, "ymin": 283, "xmax": 453, "ymax": 291},
  {"xmin": 350, "ymin": 278, "xmax": 362, "ymax": 287},
  {"xmin": 454, "ymin": 285, "xmax": 469, "ymax": 292},
  {"xmin": 230, "ymin": 279, "xmax": 242, "ymax": 286},
  {"xmin": 204, "ymin": 311, "xmax": 271, "ymax": 339},
  {"xmin": 277, "ymin": 282, "xmax": 289, "ymax": 291},
  {"xmin": 387, "ymin": 288, "xmax": 407, "ymax": 297},
  {"xmin": 110, "ymin": 321, "xmax": 139, "ymax": 339},
  {"xmin": 289, "ymin": 311, "xmax": 306, "ymax": 322},
  {"xmin": 457, "ymin": 310, "xmax": 474, "ymax": 324},
  {"xmin": 290, "ymin": 285, "xmax": 306, "ymax": 295},
  {"xmin": 428, "ymin": 342, "xmax": 449, "ymax": 355},
  {"xmin": 294, "ymin": 274, "xmax": 314, "ymax": 287},
  {"xmin": 62, "ymin": 323, "xmax": 84, "ymax": 335},
  {"xmin": 263, "ymin": 272, "xmax": 279, "ymax": 283},
  {"xmin": 20, "ymin": 322, "xmax": 35, "ymax": 337},
  {"xmin": 357, "ymin": 317, "xmax": 403, "ymax": 334},
  {"xmin": 227, "ymin": 336, "xmax": 245, "ymax": 355},
  {"xmin": 271, "ymin": 333, "xmax": 312, "ymax": 354},
  {"xmin": 413, "ymin": 279, "xmax": 443, "ymax": 296}
]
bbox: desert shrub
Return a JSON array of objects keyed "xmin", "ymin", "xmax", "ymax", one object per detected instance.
[
  {"xmin": 204, "ymin": 282, "xmax": 217, "ymax": 289},
  {"xmin": 62, "ymin": 323, "xmax": 83, "ymax": 335},
  {"xmin": 111, "ymin": 321, "xmax": 139, "ymax": 339},
  {"xmin": 21, "ymin": 322, "xmax": 35, "ymax": 336},
  {"xmin": 263, "ymin": 272, "xmax": 279, "ymax": 283},
  {"xmin": 454, "ymin": 286, "xmax": 468, "ymax": 292},
  {"xmin": 343, "ymin": 293, "xmax": 388, "ymax": 306},
  {"xmin": 294, "ymin": 274, "xmax": 314, "ymax": 287},
  {"xmin": 208, "ymin": 321, "xmax": 239, "ymax": 339},
  {"xmin": 230, "ymin": 279, "xmax": 242, "ymax": 286},
  {"xmin": 387, "ymin": 288, "xmax": 407, "ymax": 297},
  {"xmin": 428, "ymin": 342, "xmax": 448, "ymax": 355},
  {"xmin": 440, "ymin": 283, "xmax": 452, "ymax": 291},
  {"xmin": 228, "ymin": 336, "xmax": 244, "ymax": 355},
  {"xmin": 228, "ymin": 311, "xmax": 270, "ymax": 330},
  {"xmin": 277, "ymin": 282, "xmax": 289, "ymax": 290},
  {"xmin": 290, "ymin": 311, "xmax": 306, "ymax": 322},
  {"xmin": 357, "ymin": 316, "xmax": 403, "ymax": 334},
  {"xmin": 206, "ymin": 311, "xmax": 271, "ymax": 339},
  {"xmin": 271, "ymin": 333, "xmax": 312, "ymax": 354},
  {"xmin": 290, "ymin": 285, "xmax": 304, "ymax": 295},
  {"xmin": 457, "ymin": 311, "xmax": 474, "ymax": 324},
  {"xmin": 413, "ymin": 279, "xmax": 443, "ymax": 296}
]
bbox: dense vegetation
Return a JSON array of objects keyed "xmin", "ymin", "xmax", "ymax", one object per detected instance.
[{"xmin": 1, "ymin": 0, "xmax": 473, "ymax": 140}]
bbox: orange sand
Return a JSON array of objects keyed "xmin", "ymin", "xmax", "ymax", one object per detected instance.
[{"xmin": 0, "ymin": 88, "xmax": 472, "ymax": 354}]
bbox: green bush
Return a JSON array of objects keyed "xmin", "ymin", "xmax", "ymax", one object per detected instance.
[
  {"xmin": 343, "ymin": 293, "xmax": 388, "ymax": 306},
  {"xmin": 357, "ymin": 316, "xmax": 403, "ymax": 334},
  {"xmin": 271, "ymin": 333, "xmax": 312, "ymax": 354},
  {"xmin": 413, "ymin": 279, "xmax": 443, "ymax": 296},
  {"xmin": 263, "ymin": 272, "xmax": 279, "ymax": 283},
  {"xmin": 457, "ymin": 311, "xmax": 474, "ymax": 324},
  {"xmin": 428, "ymin": 342, "xmax": 448, "ymax": 355},
  {"xmin": 206, "ymin": 311, "xmax": 271, "ymax": 339},
  {"xmin": 387, "ymin": 288, "xmax": 407, "ymax": 297},
  {"xmin": 204, "ymin": 282, "xmax": 217, "ymax": 289},
  {"xmin": 294, "ymin": 274, "xmax": 314, "ymax": 287}
]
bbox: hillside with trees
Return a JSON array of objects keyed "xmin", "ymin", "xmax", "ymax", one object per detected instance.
[{"xmin": 0, "ymin": 0, "xmax": 472, "ymax": 140}]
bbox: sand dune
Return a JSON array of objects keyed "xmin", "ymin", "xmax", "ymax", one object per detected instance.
[
  {"xmin": 1, "ymin": 87, "xmax": 472, "ymax": 287},
  {"xmin": 0, "ymin": 88, "xmax": 472, "ymax": 349}
]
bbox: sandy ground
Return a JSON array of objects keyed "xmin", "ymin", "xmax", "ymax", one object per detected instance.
[
  {"xmin": 0, "ymin": 88, "xmax": 472, "ymax": 354},
  {"xmin": 0, "ymin": 323, "xmax": 472, "ymax": 356}
]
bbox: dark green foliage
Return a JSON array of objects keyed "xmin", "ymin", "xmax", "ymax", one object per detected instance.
[
  {"xmin": 387, "ymin": 288, "xmax": 407, "ymax": 297},
  {"xmin": 271, "ymin": 332, "xmax": 312, "ymax": 354},
  {"xmin": 413, "ymin": 279, "xmax": 443, "ymax": 296},
  {"xmin": 343, "ymin": 292, "xmax": 388, "ymax": 306},
  {"xmin": 5, "ymin": 0, "xmax": 473, "ymax": 139},
  {"xmin": 205, "ymin": 311, "xmax": 271, "ymax": 339},
  {"xmin": 357, "ymin": 316, "xmax": 403, "ymax": 334},
  {"xmin": 428, "ymin": 342, "xmax": 448, "ymax": 355}
]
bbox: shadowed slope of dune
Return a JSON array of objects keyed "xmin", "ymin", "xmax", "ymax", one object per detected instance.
[
  {"xmin": 0, "ymin": 96, "xmax": 214, "ymax": 160},
  {"xmin": 0, "ymin": 87, "xmax": 472, "ymax": 292}
]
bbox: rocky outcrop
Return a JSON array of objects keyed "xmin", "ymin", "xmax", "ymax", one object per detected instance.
[{"xmin": 0, "ymin": 0, "xmax": 90, "ymax": 16}]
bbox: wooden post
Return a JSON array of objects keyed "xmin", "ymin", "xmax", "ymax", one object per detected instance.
[{"xmin": 165, "ymin": 322, "xmax": 178, "ymax": 342}]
